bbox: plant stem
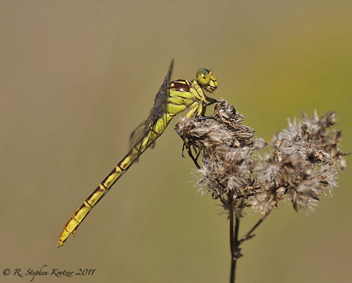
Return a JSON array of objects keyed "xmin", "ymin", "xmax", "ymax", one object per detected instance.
[
  {"xmin": 240, "ymin": 212, "xmax": 270, "ymax": 243},
  {"xmin": 229, "ymin": 193, "xmax": 240, "ymax": 283}
]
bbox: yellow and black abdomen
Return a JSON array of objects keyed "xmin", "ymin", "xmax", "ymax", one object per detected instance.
[{"xmin": 58, "ymin": 109, "xmax": 176, "ymax": 247}]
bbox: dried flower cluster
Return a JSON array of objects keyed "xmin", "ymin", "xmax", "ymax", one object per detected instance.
[{"xmin": 175, "ymin": 99, "xmax": 348, "ymax": 216}]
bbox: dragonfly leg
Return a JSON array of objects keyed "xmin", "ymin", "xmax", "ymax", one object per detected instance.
[{"xmin": 205, "ymin": 96, "xmax": 218, "ymax": 107}]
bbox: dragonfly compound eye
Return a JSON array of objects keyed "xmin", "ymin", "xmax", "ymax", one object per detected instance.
[
  {"xmin": 196, "ymin": 68, "xmax": 218, "ymax": 93},
  {"xmin": 196, "ymin": 68, "xmax": 211, "ymax": 87}
]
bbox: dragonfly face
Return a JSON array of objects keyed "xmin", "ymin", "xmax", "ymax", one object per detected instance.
[
  {"xmin": 196, "ymin": 68, "xmax": 218, "ymax": 93},
  {"xmin": 57, "ymin": 60, "xmax": 218, "ymax": 247}
]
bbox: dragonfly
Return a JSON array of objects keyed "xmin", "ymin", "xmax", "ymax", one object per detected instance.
[{"xmin": 58, "ymin": 60, "xmax": 218, "ymax": 247}]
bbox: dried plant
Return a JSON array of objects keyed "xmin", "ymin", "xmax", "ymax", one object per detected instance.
[{"xmin": 175, "ymin": 99, "xmax": 348, "ymax": 283}]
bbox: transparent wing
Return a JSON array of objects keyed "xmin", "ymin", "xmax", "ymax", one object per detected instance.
[
  {"xmin": 129, "ymin": 59, "xmax": 174, "ymax": 153},
  {"xmin": 157, "ymin": 58, "xmax": 174, "ymax": 102}
]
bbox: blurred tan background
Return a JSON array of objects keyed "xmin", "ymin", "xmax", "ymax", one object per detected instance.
[{"xmin": 0, "ymin": 0, "xmax": 351, "ymax": 282}]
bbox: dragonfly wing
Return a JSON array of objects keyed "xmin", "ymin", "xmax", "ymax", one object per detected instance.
[
  {"xmin": 161, "ymin": 59, "xmax": 174, "ymax": 94},
  {"xmin": 129, "ymin": 121, "xmax": 148, "ymax": 150},
  {"xmin": 154, "ymin": 59, "xmax": 174, "ymax": 106},
  {"xmin": 129, "ymin": 60, "xmax": 174, "ymax": 156}
]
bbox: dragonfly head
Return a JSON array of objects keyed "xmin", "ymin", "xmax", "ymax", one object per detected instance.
[{"xmin": 196, "ymin": 68, "xmax": 218, "ymax": 93}]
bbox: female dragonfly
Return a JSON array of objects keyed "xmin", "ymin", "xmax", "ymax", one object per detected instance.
[{"xmin": 58, "ymin": 60, "xmax": 218, "ymax": 247}]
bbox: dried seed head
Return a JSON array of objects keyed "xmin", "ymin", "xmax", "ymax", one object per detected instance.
[{"xmin": 175, "ymin": 99, "xmax": 348, "ymax": 215}]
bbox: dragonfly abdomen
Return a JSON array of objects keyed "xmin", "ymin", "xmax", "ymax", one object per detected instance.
[{"xmin": 58, "ymin": 113, "xmax": 174, "ymax": 247}]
